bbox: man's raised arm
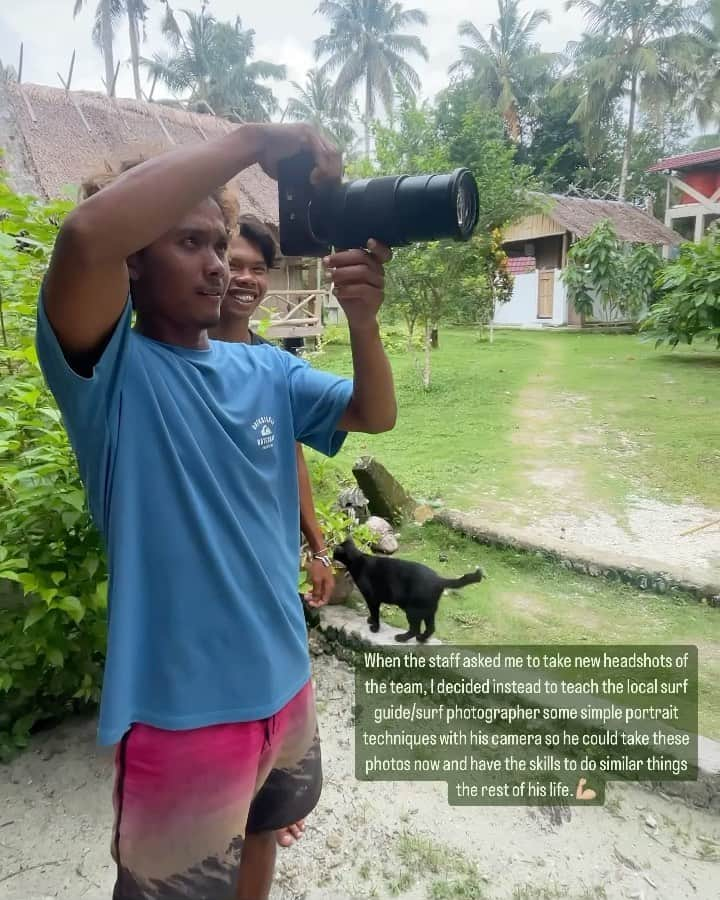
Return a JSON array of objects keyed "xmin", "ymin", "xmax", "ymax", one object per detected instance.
[
  {"xmin": 333, "ymin": 240, "xmax": 397, "ymax": 434},
  {"xmin": 43, "ymin": 124, "xmax": 341, "ymax": 360}
]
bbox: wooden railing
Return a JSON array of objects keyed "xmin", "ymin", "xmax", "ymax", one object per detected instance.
[{"xmin": 251, "ymin": 290, "xmax": 328, "ymax": 339}]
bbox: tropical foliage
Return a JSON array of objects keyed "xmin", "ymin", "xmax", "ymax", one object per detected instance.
[{"xmin": 141, "ymin": 4, "xmax": 285, "ymax": 119}]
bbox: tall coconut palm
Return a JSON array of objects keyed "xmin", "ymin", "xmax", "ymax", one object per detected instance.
[
  {"xmin": 73, "ymin": 0, "xmax": 116, "ymax": 95},
  {"xmin": 142, "ymin": 7, "xmax": 285, "ymax": 120},
  {"xmin": 567, "ymin": 0, "xmax": 706, "ymax": 199},
  {"xmin": 688, "ymin": 0, "xmax": 720, "ymax": 129},
  {"xmin": 125, "ymin": 0, "xmax": 150, "ymax": 101},
  {"xmin": 450, "ymin": 0, "xmax": 554, "ymax": 142},
  {"xmin": 285, "ymin": 68, "xmax": 356, "ymax": 151},
  {"xmin": 74, "ymin": 1, "xmax": 151, "ymax": 100},
  {"xmin": 314, "ymin": 0, "xmax": 429, "ymax": 157}
]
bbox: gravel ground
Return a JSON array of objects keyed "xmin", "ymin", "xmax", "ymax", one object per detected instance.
[{"xmin": 1, "ymin": 640, "xmax": 718, "ymax": 900}]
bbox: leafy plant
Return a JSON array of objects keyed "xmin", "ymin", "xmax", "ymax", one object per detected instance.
[
  {"xmin": 563, "ymin": 220, "xmax": 661, "ymax": 323},
  {"xmin": 298, "ymin": 501, "xmax": 374, "ymax": 594},
  {"xmin": 0, "ymin": 175, "xmax": 109, "ymax": 759},
  {"xmin": 641, "ymin": 235, "xmax": 720, "ymax": 348}
]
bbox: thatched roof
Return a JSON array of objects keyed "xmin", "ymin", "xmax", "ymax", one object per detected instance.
[
  {"xmin": 543, "ymin": 194, "xmax": 681, "ymax": 245},
  {"xmin": 0, "ymin": 82, "xmax": 279, "ymax": 227}
]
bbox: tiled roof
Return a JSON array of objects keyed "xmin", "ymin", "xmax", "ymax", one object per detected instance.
[
  {"xmin": 648, "ymin": 147, "xmax": 720, "ymax": 173},
  {"xmin": 505, "ymin": 256, "xmax": 536, "ymax": 275}
]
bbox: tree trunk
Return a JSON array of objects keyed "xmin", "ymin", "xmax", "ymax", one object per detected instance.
[
  {"xmin": 406, "ymin": 317, "xmax": 415, "ymax": 347},
  {"xmin": 100, "ymin": 0, "xmax": 115, "ymax": 96},
  {"xmin": 364, "ymin": 76, "xmax": 372, "ymax": 159},
  {"xmin": 489, "ymin": 318, "xmax": 494, "ymax": 344},
  {"xmin": 430, "ymin": 327, "xmax": 438, "ymax": 349},
  {"xmin": 128, "ymin": 8, "xmax": 143, "ymax": 101},
  {"xmin": 619, "ymin": 71, "xmax": 639, "ymax": 201},
  {"xmin": 423, "ymin": 321, "xmax": 431, "ymax": 390}
]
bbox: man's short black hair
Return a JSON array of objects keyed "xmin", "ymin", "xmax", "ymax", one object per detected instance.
[{"xmin": 237, "ymin": 215, "xmax": 276, "ymax": 270}]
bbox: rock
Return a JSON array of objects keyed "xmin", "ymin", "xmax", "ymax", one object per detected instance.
[
  {"xmin": 328, "ymin": 569, "xmax": 356, "ymax": 605},
  {"xmin": 645, "ymin": 814, "xmax": 658, "ymax": 829},
  {"xmin": 438, "ymin": 553, "xmax": 448, "ymax": 562},
  {"xmin": 337, "ymin": 486, "xmax": 369, "ymax": 522},
  {"xmin": 413, "ymin": 504, "xmax": 435, "ymax": 524},
  {"xmin": 326, "ymin": 833, "xmax": 342, "ymax": 851},
  {"xmin": 366, "ymin": 516, "xmax": 399, "ymax": 554},
  {"xmin": 352, "ymin": 457, "xmax": 416, "ymax": 526}
]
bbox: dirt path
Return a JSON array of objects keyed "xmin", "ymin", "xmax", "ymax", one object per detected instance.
[
  {"xmin": 1, "ymin": 645, "xmax": 718, "ymax": 900},
  {"xmin": 461, "ymin": 345, "xmax": 720, "ymax": 583}
]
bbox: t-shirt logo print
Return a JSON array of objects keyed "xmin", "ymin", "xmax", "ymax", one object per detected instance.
[{"xmin": 253, "ymin": 415, "xmax": 276, "ymax": 450}]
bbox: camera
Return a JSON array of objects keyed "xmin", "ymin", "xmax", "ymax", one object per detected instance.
[{"xmin": 278, "ymin": 152, "xmax": 480, "ymax": 258}]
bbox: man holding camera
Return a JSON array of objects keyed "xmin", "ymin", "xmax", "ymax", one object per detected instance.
[
  {"xmin": 209, "ymin": 213, "xmax": 336, "ymax": 613},
  {"xmin": 36, "ymin": 123, "xmax": 396, "ymax": 900}
]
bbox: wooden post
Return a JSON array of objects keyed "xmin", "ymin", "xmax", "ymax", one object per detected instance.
[
  {"xmin": 694, "ymin": 212, "xmax": 706, "ymax": 243},
  {"xmin": 17, "ymin": 43, "xmax": 23, "ymax": 84},
  {"xmin": 110, "ymin": 61, "xmax": 120, "ymax": 98},
  {"xmin": 57, "ymin": 50, "xmax": 76, "ymax": 92},
  {"xmin": 663, "ymin": 177, "xmax": 673, "ymax": 259},
  {"xmin": 151, "ymin": 106, "xmax": 175, "ymax": 144},
  {"xmin": 69, "ymin": 93, "xmax": 92, "ymax": 134}
]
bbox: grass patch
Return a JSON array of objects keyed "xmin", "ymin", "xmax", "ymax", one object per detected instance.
[
  {"xmin": 310, "ymin": 327, "xmax": 720, "ymax": 511},
  {"xmin": 311, "ymin": 328, "xmax": 544, "ymax": 507},
  {"xmin": 383, "ymin": 522, "xmax": 720, "ymax": 737},
  {"xmin": 391, "ymin": 832, "xmax": 487, "ymax": 899},
  {"xmin": 550, "ymin": 331, "xmax": 720, "ymax": 508},
  {"xmin": 512, "ymin": 886, "xmax": 607, "ymax": 900}
]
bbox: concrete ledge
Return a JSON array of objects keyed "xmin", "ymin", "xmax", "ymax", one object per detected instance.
[
  {"xmin": 435, "ymin": 509, "xmax": 720, "ymax": 605},
  {"xmin": 312, "ymin": 605, "xmax": 720, "ymax": 814}
]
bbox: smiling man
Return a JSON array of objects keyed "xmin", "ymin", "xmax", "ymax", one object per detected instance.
[{"xmin": 36, "ymin": 122, "xmax": 396, "ymax": 900}]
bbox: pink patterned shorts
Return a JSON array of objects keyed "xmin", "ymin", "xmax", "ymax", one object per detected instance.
[{"xmin": 111, "ymin": 680, "xmax": 320, "ymax": 899}]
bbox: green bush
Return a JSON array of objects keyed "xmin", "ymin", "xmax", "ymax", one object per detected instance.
[
  {"xmin": 563, "ymin": 220, "xmax": 661, "ymax": 322},
  {"xmin": 641, "ymin": 235, "xmax": 720, "ymax": 348},
  {"xmin": 316, "ymin": 322, "xmax": 424, "ymax": 354},
  {"xmin": 0, "ymin": 176, "xmax": 109, "ymax": 759}
]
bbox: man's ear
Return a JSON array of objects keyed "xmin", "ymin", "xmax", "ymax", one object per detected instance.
[{"xmin": 127, "ymin": 252, "xmax": 143, "ymax": 282}]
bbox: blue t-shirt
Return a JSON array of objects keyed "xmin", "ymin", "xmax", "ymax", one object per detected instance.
[{"xmin": 36, "ymin": 298, "xmax": 353, "ymax": 745}]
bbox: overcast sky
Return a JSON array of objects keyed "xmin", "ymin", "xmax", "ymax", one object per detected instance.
[{"xmin": 0, "ymin": 0, "xmax": 587, "ymax": 110}]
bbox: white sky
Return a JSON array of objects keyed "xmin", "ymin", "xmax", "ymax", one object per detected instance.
[{"xmin": 0, "ymin": 0, "xmax": 587, "ymax": 110}]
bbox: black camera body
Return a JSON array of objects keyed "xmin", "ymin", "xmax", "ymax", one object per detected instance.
[{"xmin": 278, "ymin": 152, "xmax": 480, "ymax": 258}]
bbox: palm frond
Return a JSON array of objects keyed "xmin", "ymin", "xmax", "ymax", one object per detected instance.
[
  {"xmin": 160, "ymin": 1, "xmax": 185, "ymax": 50},
  {"xmin": 246, "ymin": 60, "xmax": 287, "ymax": 81}
]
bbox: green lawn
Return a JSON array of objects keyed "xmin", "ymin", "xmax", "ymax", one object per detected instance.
[
  {"xmin": 366, "ymin": 522, "xmax": 720, "ymax": 738},
  {"xmin": 306, "ymin": 326, "xmax": 720, "ymax": 736},
  {"xmin": 310, "ymin": 327, "xmax": 720, "ymax": 513}
]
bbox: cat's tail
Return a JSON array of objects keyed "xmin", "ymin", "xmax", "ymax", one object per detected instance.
[{"xmin": 440, "ymin": 567, "xmax": 486, "ymax": 591}]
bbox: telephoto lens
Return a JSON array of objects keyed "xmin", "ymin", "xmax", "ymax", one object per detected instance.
[{"xmin": 278, "ymin": 152, "xmax": 480, "ymax": 257}]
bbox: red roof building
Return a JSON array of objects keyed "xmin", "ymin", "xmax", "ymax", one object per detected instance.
[{"xmin": 648, "ymin": 146, "xmax": 720, "ymax": 248}]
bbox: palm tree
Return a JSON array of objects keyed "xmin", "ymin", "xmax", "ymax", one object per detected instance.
[
  {"xmin": 73, "ymin": 0, "xmax": 116, "ymax": 95},
  {"xmin": 285, "ymin": 68, "xmax": 356, "ymax": 151},
  {"xmin": 688, "ymin": 0, "xmax": 720, "ymax": 129},
  {"xmin": 142, "ymin": 6, "xmax": 286, "ymax": 120},
  {"xmin": 74, "ymin": 1, "xmax": 151, "ymax": 100},
  {"xmin": 567, "ymin": 0, "xmax": 707, "ymax": 199},
  {"xmin": 450, "ymin": 0, "xmax": 553, "ymax": 143},
  {"xmin": 0, "ymin": 60, "xmax": 18, "ymax": 84},
  {"xmin": 125, "ymin": 0, "xmax": 150, "ymax": 101},
  {"xmin": 314, "ymin": 0, "xmax": 429, "ymax": 157}
]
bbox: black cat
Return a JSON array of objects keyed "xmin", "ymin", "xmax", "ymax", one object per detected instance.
[{"xmin": 333, "ymin": 538, "xmax": 485, "ymax": 643}]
